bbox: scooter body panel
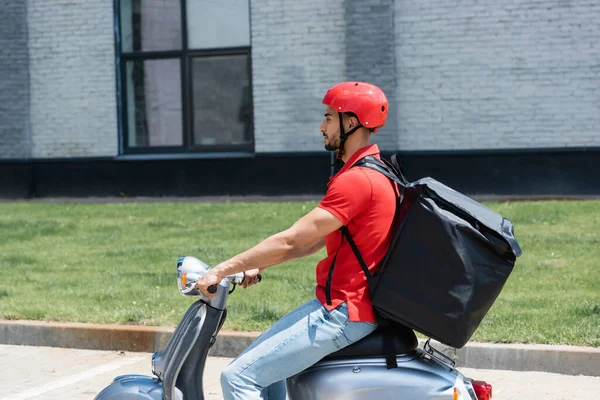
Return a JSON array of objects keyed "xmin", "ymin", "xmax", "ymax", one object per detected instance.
[
  {"xmin": 287, "ymin": 350, "xmax": 473, "ymax": 400},
  {"xmin": 95, "ymin": 295, "xmax": 225, "ymax": 400},
  {"xmin": 152, "ymin": 300, "xmax": 205, "ymax": 381},
  {"xmin": 93, "ymin": 374, "xmax": 179, "ymax": 400}
]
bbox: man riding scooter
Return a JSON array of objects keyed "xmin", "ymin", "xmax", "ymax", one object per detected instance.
[{"xmin": 195, "ymin": 82, "xmax": 398, "ymax": 400}]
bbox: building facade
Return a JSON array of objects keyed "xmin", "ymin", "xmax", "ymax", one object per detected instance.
[{"xmin": 1, "ymin": 0, "xmax": 599, "ymax": 197}]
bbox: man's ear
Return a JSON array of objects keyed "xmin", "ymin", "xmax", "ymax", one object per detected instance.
[{"xmin": 347, "ymin": 115, "xmax": 358, "ymax": 130}]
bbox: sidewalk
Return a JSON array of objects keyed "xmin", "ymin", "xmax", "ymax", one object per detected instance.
[
  {"xmin": 2, "ymin": 344, "xmax": 600, "ymax": 400},
  {"xmin": 1, "ymin": 319, "xmax": 599, "ymax": 377},
  {"xmin": 2, "ymin": 344, "xmax": 599, "ymax": 400}
]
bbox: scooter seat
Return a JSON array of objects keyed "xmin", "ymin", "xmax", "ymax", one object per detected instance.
[{"xmin": 321, "ymin": 324, "xmax": 418, "ymax": 360}]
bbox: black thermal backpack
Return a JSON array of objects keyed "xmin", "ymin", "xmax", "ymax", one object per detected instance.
[{"xmin": 328, "ymin": 155, "xmax": 523, "ymax": 350}]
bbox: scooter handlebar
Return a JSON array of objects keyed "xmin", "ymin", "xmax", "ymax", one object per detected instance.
[{"xmin": 206, "ymin": 273, "xmax": 262, "ymax": 294}]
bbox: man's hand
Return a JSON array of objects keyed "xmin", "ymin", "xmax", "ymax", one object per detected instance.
[
  {"xmin": 194, "ymin": 269, "xmax": 221, "ymax": 297},
  {"xmin": 242, "ymin": 268, "xmax": 261, "ymax": 289}
]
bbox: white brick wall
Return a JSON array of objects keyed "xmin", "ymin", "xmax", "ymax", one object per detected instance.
[
  {"xmin": 27, "ymin": 0, "xmax": 118, "ymax": 158},
  {"xmin": 250, "ymin": 0, "xmax": 347, "ymax": 153},
  {"xmin": 5, "ymin": 0, "xmax": 598, "ymax": 158},
  {"xmin": 394, "ymin": 0, "xmax": 600, "ymax": 150},
  {"xmin": 253, "ymin": 0, "xmax": 600, "ymax": 153},
  {"xmin": 0, "ymin": 0, "xmax": 30, "ymax": 159}
]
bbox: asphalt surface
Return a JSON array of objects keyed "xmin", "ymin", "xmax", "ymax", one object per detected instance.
[{"xmin": 1, "ymin": 344, "xmax": 598, "ymax": 400}]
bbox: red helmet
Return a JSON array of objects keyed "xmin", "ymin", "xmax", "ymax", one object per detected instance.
[{"xmin": 322, "ymin": 82, "xmax": 388, "ymax": 133}]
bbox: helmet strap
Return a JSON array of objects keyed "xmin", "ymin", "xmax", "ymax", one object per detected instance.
[{"xmin": 336, "ymin": 112, "xmax": 363, "ymax": 160}]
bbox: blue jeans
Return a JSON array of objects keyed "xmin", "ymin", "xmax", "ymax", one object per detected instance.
[{"xmin": 220, "ymin": 299, "xmax": 377, "ymax": 400}]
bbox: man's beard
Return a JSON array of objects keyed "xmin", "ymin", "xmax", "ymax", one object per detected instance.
[{"xmin": 323, "ymin": 135, "xmax": 340, "ymax": 151}]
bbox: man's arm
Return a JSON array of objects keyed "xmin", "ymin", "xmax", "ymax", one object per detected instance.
[
  {"xmin": 195, "ymin": 207, "xmax": 340, "ymax": 294},
  {"xmin": 288, "ymin": 237, "xmax": 326, "ymax": 260},
  {"xmin": 240, "ymin": 237, "xmax": 326, "ymax": 289}
]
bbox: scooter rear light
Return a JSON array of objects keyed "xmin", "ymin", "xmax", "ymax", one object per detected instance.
[{"xmin": 472, "ymin": 380, "xmax": 493, "ymax": 400}]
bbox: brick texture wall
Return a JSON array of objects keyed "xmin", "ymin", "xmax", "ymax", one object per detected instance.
[
  {"xmin": 250, "ymin": 0, "xmax": 400, "ymax": 153},
  {"xmin": 27, "ymin": 0, "xmax": 118, "ymax": 158},
  {"xmin": 252, "ymin": 0, "xmax": 600, "ymax": 152},
  {"xmin": 394, "ymin": 0, "xmax": 600, "ymax": 150},
  {"xmin": 0, "ymin": 1, "xmax": 30, "ymax": 159},
  {"xmin": 1, "ymin": 1, "xmax": 598, "ymax": 158},
  {"xmin": 345, "ymin": 0, "xmax": 398, "ymax": 151},
  {"xmin": 250, "ymin": 0, "xmax": 347, "ymax": 153}
]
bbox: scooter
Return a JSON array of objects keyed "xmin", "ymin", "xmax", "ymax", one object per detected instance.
[{"xmin": 95, "ymin": 256, "xmax": 493, "ymax": 400}]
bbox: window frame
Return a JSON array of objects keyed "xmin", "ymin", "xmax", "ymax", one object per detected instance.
[{"xmin": 114, "ymin": 0, "xmax": 254, "ymax": 155}]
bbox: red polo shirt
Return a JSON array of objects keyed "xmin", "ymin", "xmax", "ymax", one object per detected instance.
[{"xmin": 316, "ymin": 145, "xmax": 397, "ymax": 322}]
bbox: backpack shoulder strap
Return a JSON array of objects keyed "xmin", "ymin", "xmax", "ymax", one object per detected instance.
[
  {"xmin": 389, "ymin": 154, "xmax": 409, "ymax": 185},
  {"xmin": 353, "ymin": 155, "xmax": 406, "ymax": 202},
  {"xmin": 340, "ymin": 226, "xmax": 375, "ymax": 288}
]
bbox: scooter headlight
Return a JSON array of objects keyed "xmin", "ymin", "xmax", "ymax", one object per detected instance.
[{"xmin": 176, "ymin": 256, "xmax": 211, "ymax": 296}]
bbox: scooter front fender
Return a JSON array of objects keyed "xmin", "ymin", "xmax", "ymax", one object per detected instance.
[{"xmin": 94, "ymin": 374, "xmax": 182, "ymax": 400}]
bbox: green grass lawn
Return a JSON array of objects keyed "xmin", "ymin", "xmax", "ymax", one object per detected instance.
[{"xmin": 0, "ymin": 200, "xmax": 598, "ymax": 347}]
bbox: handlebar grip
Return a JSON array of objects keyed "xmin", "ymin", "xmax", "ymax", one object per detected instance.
[
  {"xmin": 207, "ymin": 285, "xmax": 217, "ymax": 294},
  {"xmin": 241, "ymin": 273, "xmax": 263, "ymax": 284}
]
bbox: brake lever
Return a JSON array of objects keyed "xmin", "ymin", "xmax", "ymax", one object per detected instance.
[{"xmin": 239, "ymin": 272, "xmax": 263, "ymax": 284}]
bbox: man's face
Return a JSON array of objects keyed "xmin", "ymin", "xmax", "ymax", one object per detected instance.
[{"xmin": 320, "ymin": 106, "xmax": 341, "ymax": 151}]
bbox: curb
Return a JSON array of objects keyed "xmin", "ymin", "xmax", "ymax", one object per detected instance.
[
  {"xmin": 1, "ymin": 320, "xmax": 598, "ymax": 377},
  {"xmin": 417, "ymin": 339, "xmax": 600, "ymax": 377}
]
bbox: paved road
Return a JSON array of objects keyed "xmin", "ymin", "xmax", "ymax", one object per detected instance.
[{"xmin": 0, "ymin": 344, "xmax": 598, "ymax": 399}]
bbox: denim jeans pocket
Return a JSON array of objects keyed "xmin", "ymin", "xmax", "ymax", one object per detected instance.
[
  {"xmin": 327, "ymin": 303, "xmax": 350, "ymax": 325},
  {"xmin": 343, "ymin": 321, "xmax": 377, "ymax": 344}
]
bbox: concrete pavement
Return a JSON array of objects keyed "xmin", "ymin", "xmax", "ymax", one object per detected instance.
[
  {"xmin": 0, "ymin": 344, "xmax": 228, "ymax": 400},
  {"xmin": 0, "ymin": 344, "xmax": 598, "ymax": 400}
]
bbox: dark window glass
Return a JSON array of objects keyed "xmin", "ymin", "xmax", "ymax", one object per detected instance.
[
  {"xmin": 125, "ymin": 59, "xmax": 182, "ymax": 147},
  {"xmin": 120, "ymin": 0, "xmax": 182, "ymax": 52},
  {"xmin": 191, "ymin": 55, "xmax": 252, "ymax": 146}
]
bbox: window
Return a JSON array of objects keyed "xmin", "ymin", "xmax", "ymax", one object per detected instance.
[
  {"xmin": 124, "ymin": 59, "xmax": 183, "ymax": 147},
  {"xmin": 117, "ymin": 0, "xmax": 253, "ymax": 154}
]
